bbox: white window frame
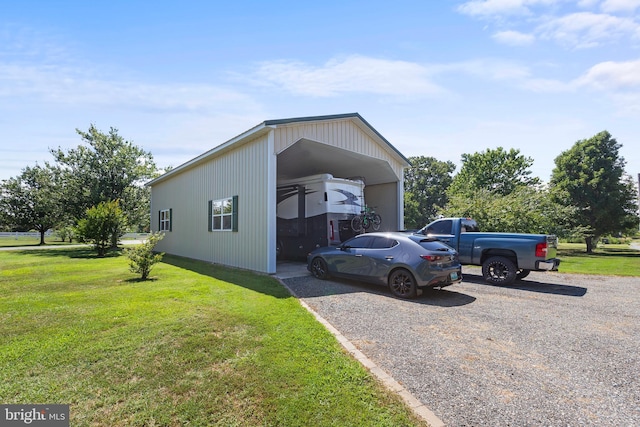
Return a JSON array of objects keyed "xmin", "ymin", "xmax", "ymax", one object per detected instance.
[
  {"xmin": 211, "ymin": 197, "xmax": 233, "ymax": 231},
  {"xmin": 159, "ymin": 209, "xmax": 171, "ymax": 231}
]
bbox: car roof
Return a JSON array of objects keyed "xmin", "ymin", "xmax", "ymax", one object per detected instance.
[{"xmin": 351, "ymin": 232, "xmax": 440, "ymax": 243}]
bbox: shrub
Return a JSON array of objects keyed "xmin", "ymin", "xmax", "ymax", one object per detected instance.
[
  {"xmin": 124, "ymin": 232, "xmax": 165, "ymax": 280},
  {"xmin": 76, "ymin": 200, "xmax": 127, "ymax": 256},
  {"xmin": 55, "ymin": 225, "xmax": 75, "ymax": 243}
]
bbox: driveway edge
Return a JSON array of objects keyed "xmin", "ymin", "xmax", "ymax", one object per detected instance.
[{"xmin": 279, "ymin": 279, "xmax": 445, "ymax": 427}]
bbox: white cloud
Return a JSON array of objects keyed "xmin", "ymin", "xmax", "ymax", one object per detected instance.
[
  {"xmin": 600, "ymin": 0, "xmax": 640, "ymax": 13},
  {"xmin": 492, "ymin": 30, "xmax": 536, "ymax": 45},
  {"xmin": 575, "ymin": 59, "xmax": 640, "ymax": 89},
  {"xmin": 0, "ymin": 63, "xmax": 259, "ymax": 114},
  {"xmin": 458, "ymin": 0, "xmax": 640, "ymax": 48},
  {"xmin": 536, "ymin": 12, "xmax": 640, "ymax": 48},
  {"xmin": 456, "ymin": 0, "xmax": 558, "ymax": 17},
  {"xmin": 252, "ymin": 55, "xmax": 445, "ymax": 98}
]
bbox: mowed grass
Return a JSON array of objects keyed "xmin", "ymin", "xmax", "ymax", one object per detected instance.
[
  {"xmin": 557, "ymin": 242, "xmax": 640, "ymax": 276},
  {"xmin": 0, "ymin": 249, "xmax": 423, "ymax": 427}
]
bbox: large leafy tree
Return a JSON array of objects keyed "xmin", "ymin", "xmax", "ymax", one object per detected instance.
[
  {"xmin": 444, "ymin": 186, "xmax": 574, "ymax": 235},
  {"xmin": 0, "ymin": 165, "xmax": 63, "ymax": 245},
  {"xmin": 50, "ymin": 125, "xmax": 157, "ymax": 230},
  {"xmin": 442, "ymin": 147, "xmax": 567, "ymax": 234},
  {"xmin": 447, "ymin": 147, "xmax": 540, "ymax": 198},
  {"xmin": 550, "ymin": 131, "xmax": 639, "ymax": 253},
  {"xmin": 403, "ymin": 156, "xmax": 456, "ymax": 229}
]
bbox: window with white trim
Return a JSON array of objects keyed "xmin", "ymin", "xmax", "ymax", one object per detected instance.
[
  {"xmin": 159, "ymin": 209, "xmax": 172, "ymax": 231},
  {"xmin": 208, "ymin": 196, "xmax": 238, "ymax": 232}
]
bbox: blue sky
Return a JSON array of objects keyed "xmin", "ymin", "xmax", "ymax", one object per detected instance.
[{"xmin": 1, "ymin": 0, "xmax": 639, "ymax": 184}]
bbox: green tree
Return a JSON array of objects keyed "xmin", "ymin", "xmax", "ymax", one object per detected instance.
[
  {"xmin": 550, "ymin": 131, "xmax": 639, "ymax": 253},
  {"xmin": 442, "ymin": 147, "xmax": 567, "ymax": 235},
  {"xmin": 50, "ymin": 125, "xmax": 157, "ymax": 229},
  {"xmin": 0, "ymin": 165, "xmax": 62, "ymax": 245},
  {"xmin": 124, "ymin": 231, "xmax": 165, "ymax": 280},
  {"xmin": 447, "ymin": 147, "xmax": 540, "ymax": 198},
  {"xmin": 403, "ymin": 156, "xmax": 456, "ymax": 229},
  {"xmin": 76, "ymin": 200, "xmax": 127, "ymax": 256},
  {"xmin": 443, "ymin": 187, "xmax": 573, "ymax": 235}
]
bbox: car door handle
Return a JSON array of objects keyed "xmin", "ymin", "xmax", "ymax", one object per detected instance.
[
  {"xmin": 355, "ymin": 254, "xmax": 363, "ymax": 257},
  {"xmin": 385, "ymin": 256, "xmax": 394, "ymax": 260}
]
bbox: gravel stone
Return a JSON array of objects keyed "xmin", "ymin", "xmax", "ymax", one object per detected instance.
[{"xmin": 283, "ymin": 266, "xmax": 640, "ymax": 427}]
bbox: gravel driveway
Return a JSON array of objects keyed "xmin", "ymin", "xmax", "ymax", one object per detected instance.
[{"xmin": 283, "ymin": 267, "xmax": 640, "ymax": 426}]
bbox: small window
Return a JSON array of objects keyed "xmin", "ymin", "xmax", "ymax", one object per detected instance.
[
  {"xmin": 370, "ymin": 237, "xmax": 397, "ymax": 249},
  {"xmin": 427, "ymin": 220, "xmax": 453, "ymax": 235},
  {"xmin": 159, "ymin": 209, "xmax": 172, "ymax": 232},
  {"xmin": 461, "ymin": 219, "xmax": 479, "ymax": 232},
  {"xmin": 343, "ymin": 235, "xmax": 375, "ymax": 249},
  {"xmin": 208, "ymin": 196, "xmax": 238, "ymax": 232}
]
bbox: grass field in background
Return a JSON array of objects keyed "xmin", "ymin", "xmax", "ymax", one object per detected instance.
[
  {"xmin": 557, "ymin": 242, "xmax": 640, "ymax": 276},
  {"xmin": 0, "ymin": 248, "xmax": 422, "ymax": 427},
  {"xmin": 0, "ymin": 235, "xmax": 74, "ymax": 247}
]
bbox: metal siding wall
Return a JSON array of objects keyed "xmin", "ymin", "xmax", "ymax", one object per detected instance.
[
  {"xmin": 365, "ymin": 183, "xmax": 399, "ymax": 231},
  {"xmin": 150, "ymin": 134, "xmax": 272, "ymax": 272}
]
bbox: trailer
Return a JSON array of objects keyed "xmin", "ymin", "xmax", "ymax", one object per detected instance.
[{"xmin": 276, "ymin": 173, "xmax": 365, "ymax": 259}]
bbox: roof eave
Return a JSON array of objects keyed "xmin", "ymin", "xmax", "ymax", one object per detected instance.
[{"xmin": 146, "ymin": 122, "xmax": 272, "ymax": 187}]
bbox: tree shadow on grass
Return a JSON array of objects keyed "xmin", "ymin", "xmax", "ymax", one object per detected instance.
[
  {"xmin": 11, "ymin": 247, "xmax": 123, "ymax": 259},
  {"xmin": 161, "ymin": 254, "xmax": 292, "ymax": 299},
  {"xmin": 123, "ymin": 277, "xmax": 159, "ymax": 283}
]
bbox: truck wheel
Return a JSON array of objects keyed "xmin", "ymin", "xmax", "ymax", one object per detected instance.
[
  {"xmin": 310, "ymin": 257, "xmax": 330, "ymax": 280},
  {"xmin": 482, "ymin": 256, "xmax": 517, "ymax": 286},
  {"xmin": 388, "ymin": 268, "xmax": 417, "ymax": 299},
  {"xmin": 516, "ymin": 269, "xmax": 531, "ymax": 281}
]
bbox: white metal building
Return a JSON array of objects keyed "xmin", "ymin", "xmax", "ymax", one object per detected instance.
[{"xmin": 147, "ymin": 113, "xmax": 410, "ymax": 274}]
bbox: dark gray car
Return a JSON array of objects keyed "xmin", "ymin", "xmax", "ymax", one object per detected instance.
[{"xmin": 307, "ymin": 232, "xmax": 462, "ymax": 298}]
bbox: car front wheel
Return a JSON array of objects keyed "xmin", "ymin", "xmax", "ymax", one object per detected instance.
[
  {"xmin": 482, "ymin": 256, "xmax": 517, "ymax": 286},
  {"xmin": 310, "ymin": 257, "xmax": 330, "ymax": 280},
  {"xmin": 388, "ymin": 268, "xmax": 417, "ymax": 299}
]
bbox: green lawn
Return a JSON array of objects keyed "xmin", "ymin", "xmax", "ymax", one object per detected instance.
[
  {"xmin": 557, "ymin": 242, "xmax": 640, "ymax": 276},
  {"xmin": 0, "ymin": 248, "xmax": 423, "ymax": 426}
]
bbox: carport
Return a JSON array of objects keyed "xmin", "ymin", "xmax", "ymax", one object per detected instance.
[
  {"xmin": 272, "ymin": 116, "xmax": 409, "ymax": 235},
  {"xmin": 148, "ymin": 113, "xmax": 409, "ymax": 275}
]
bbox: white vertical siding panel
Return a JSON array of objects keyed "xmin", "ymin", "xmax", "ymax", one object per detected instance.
[
  {"xmin": 151, "ymin": 134, "xmax": 271, "ymax": 272},
  {"xmin": 272, "ymin": 119, "xmax": 405, "ymax": 181}
]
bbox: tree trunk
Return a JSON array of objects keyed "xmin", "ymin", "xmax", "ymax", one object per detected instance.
[
  {"xmin": 39, "ymin": 229, "xmax": 46, "ymax": 245},
  {"xmin": 585, "ymin": 236, "xmax": 597, "ymax": 253}
]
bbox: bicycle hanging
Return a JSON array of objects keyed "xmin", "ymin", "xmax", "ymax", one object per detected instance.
[{"xmin": 351, "ymin": 205, "xmax": 382, "ymax": 233}]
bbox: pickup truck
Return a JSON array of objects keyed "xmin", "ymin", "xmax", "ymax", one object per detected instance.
[{"xmin": 414, "ymin": 217, "xmax": 560, "ymax": 285}]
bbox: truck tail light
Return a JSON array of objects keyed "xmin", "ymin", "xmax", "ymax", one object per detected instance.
[
  {"xmin": 535, "ymin": 242, "xmax": 548, "ymax": 257},
  {"xmin": 329, "ymin": 220, "xmax": 335, "ymax": 241},
  {"xmin": 421, "ymin": 255, "xmax": 444, "ymax": 262}
]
